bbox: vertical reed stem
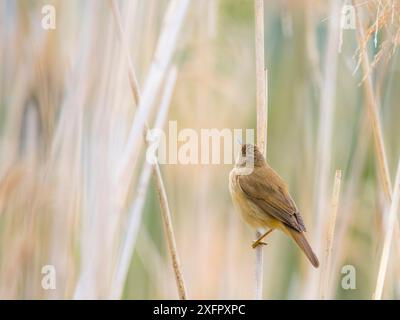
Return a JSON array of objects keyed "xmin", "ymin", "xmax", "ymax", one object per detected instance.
[
  {"xmin": 108, "ymin": 0, "xmax": 187, "ymax": 299},
  {"xmin": 254, "ymin": 0, "xmax": 267, "ymax": 300}
]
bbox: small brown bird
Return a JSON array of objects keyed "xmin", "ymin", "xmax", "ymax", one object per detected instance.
[{"xmin": 229, "ymin": 144, "xmax": 319, "ymax": 268}]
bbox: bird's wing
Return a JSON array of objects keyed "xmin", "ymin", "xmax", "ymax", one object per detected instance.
[{"xmin": 238, "ymin": 167, "xmax": 306, "ymax": 232}]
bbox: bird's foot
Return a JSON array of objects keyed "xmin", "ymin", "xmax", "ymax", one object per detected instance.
[
  {"xmin": 251, "ymin": 240, "xmax": 268, "ymax": 249},
  {"xmin": 251, "ymin": 229, "xmax": 274, "ymax": 248}
]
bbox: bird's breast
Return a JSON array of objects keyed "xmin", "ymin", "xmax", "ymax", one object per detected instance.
[{"xmin": 229, "ymin": 168, "xmax": 279, "ymax": 229}]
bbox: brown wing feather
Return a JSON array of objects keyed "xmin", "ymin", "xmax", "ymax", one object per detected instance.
[{"xmin": 238, "ymin": 166, "xmax": 306, "ymax": 232}]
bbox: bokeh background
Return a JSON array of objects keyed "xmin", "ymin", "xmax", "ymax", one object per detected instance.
[{"xmin": 0, "ymin": 0, "xmax": 399, "ymax": 299}]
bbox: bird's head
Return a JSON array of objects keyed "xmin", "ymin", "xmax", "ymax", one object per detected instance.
[{"xmin": 235, "ymin": 143, "xmax": 266, "ymax": 168}]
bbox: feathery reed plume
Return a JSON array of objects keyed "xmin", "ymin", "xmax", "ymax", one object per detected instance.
[
  {"xmin": 354, "ymin": 2, "xmax": 393, "ymax": 202},
  {"xmin": 374, "ymin": 158, "xmax": 400, "ymax": 300},
  {"xmin": 319, "ymin": 170, "xmax": 342, "ymax": 299},
  {"xmin": 254, "ymin": 0, "xmax": 267, "ymax": 300},
  {"xmin": 354, "ymin": 0, "xmax": 400, "ymax": 258}
]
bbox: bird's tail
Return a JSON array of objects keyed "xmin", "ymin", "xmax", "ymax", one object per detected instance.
[{"xmin": 286, "ymin": 227, "xmax": 319, "ymax": 268}]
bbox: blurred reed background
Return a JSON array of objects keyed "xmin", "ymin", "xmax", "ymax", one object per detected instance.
[{"xmin": 0, "ymin": 0, "xmax": 400, "ymax": 299}]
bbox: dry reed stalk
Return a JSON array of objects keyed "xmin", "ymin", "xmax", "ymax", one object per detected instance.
[
  {"xmin": 319, "ymin": 170, "xmax": 342, "ymax": 299},
  {"xmin": 305, "ymin": 0, "xmax": 322, "ymax": 91},
  {"xmin": 254, "ymin": 230, "xmax": 264, "ymax": 300},
  {"xmin": 109, "ymin": 0, "xmax": 141, "ymax": 106},
  {"xmin": 153, "ymin": 162, "xmax": 187, "ymax": 299},
  {"xmin": 255, "ymin": 0, "xmax": 267, "ymax": 157},
  {"xmin": 304, "ymin": 0, "xmax": 340, "ymax": 299},
  {"xmin": 355, "ymin": 3, "xmax": 393, "ymax": 202},
  {"xmin": 109, "ymin": 0, "xmax": 187, "ymax": 300},
  {"xmin": 115, "ymin": 0, "xmax": 190, "ymax": 200},
  {"xmin": 111, "ymin": 68, "xmax": 178, "ymax": 299},
  {"xmin": 254, "ymin": 0, "xmax": 267, "ymax": 300},
  {"xmin": 374, "ymin": 158, "xmax": 400, "ymax": 300},
  {"xmin": 136, "ymin": 228, "xmax": 175, "ymax": 297},
  {"xmin": 330, "ymin": 9, "xmax": 400, "ymax": 292},
  {"xmin": 51, "ymin": 3, "xmax": 102, "ymax": 298}
]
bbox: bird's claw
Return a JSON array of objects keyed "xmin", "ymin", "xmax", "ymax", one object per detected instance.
[{"xmin": 252, "ymin": 240, "xmax": 268, "ymax": 249}]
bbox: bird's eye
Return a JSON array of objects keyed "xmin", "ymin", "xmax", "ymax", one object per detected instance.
[{"xmin": 241, "ymin": 145, "xmax": 247, "ymax": 156}]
